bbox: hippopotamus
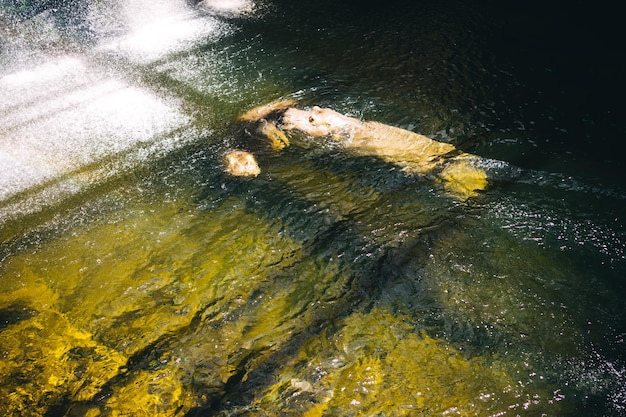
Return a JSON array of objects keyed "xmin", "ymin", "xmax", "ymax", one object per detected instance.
[{"xmin": 235, "ymin": 100, "xmax": 488, "ymax": 199}]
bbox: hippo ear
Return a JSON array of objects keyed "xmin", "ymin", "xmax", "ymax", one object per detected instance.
[{"xmin": 309, "ymin": 106, "xmax": 322, "ymax": 124}]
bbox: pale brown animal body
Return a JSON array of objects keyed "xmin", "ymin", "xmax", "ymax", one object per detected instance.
[
  {"xmin": 282, "ymin": 106, "xmax": 457, "ymax": 173},
  {"xmin": 237, "ymin": 101, "xmax": 488, "ymax": 199}
]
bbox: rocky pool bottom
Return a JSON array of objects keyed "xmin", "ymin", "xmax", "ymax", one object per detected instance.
[{"xmin": 1, "ymin": 144, "xmax": 623, "ymax": 416}]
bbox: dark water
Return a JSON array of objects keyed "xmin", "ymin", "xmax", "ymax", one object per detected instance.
[{"xmin": 1, "ymin": 0, "xmax": 625, "ymax": 416}]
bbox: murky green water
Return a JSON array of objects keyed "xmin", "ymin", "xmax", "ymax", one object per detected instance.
[{"xmin": 1, "ymin": 0, "xmax": 624, "ymax": 416}]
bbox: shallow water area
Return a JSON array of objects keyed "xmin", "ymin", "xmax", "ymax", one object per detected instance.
[{"xmin": 1, "ymin": 0, "xmax": 625, "ymax": 416}]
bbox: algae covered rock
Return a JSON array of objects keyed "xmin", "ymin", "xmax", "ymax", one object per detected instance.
[
  {"xmin": 0, "ymin": 307, "xmax": 126, "ymax": 416},
  {"xmin": 0, "ymin": 186, "xmax": 356, "ymax": 415},
  {"xmin": 251, "ymin": 308, "xmax": 564, "ymax": 416}
]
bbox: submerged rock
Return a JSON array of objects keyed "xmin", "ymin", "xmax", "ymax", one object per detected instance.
[{"xmin": 248, "ymin": 308, "xmax": 565, "ymax": 416}]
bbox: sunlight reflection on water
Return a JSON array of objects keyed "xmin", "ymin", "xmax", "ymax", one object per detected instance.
[
  {"xmin": 0, "ymin": 0, "xmax": 242, "ymax": 221},
  {"xmin": 0, "ymin": 55, "xmax": 191, "ymax": 218},
  {"xmin": 97, "ymin": 9, "xmax": 229, "ymax": 63}
]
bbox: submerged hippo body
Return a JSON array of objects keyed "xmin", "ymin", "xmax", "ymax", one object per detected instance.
[
  {"xmin": 282, "ymin": 107, "xmax": 456, "ymax": 171},
  {"xmin": 238, "ymin": 101, "xmax": 488, "ymax": 199}
]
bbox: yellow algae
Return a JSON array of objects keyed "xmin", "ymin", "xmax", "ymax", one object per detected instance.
[
  {"xmin": 0, "ymin": 188, "xmax": 315, "ymax": 415},
  {"xmin": 253, "ymin": 308, "xmax": 562, "ymax": 416},
  {"xmin": 0, "ymin": 282, "xmax": 59, "ymax": 310},
  {"xmin": 91, "ymin": 253, "xmax": 354, "ymax": 416},
  {"xmin": 84, "ymin": 409, "xmax": 102, "ymax": 417},
  {"xmin": 102, "ymin": 367, "xmax": 188, "ymax": 417},
  {"xmin": 1, "ymin": 193, "xmax": 303, "ymax": 356},
  {"xmin": 0, "ymin": 308, "xmax": 126, "ymax": 416},
  {"xmin": 1, "ymin": 139, "xmax": 489, "ymax": 416}
]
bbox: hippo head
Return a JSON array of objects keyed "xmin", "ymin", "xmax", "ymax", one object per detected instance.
[
  {"xmin": 224, "ymin": 150, "xmax": 261, "ymax": 177},
  {"xmin": 281, "ymin": 106, "xmax": 360, "ymax": 139}
]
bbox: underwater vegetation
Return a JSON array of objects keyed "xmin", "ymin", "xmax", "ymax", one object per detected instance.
[{"xmin": 0, "ymin": 150, "xmax": 592, "ymax": 416}]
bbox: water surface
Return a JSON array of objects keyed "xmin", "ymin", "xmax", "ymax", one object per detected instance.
[{"xmin": 1, "ymin": 0, "xmax": 624, "ymax": 416}]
